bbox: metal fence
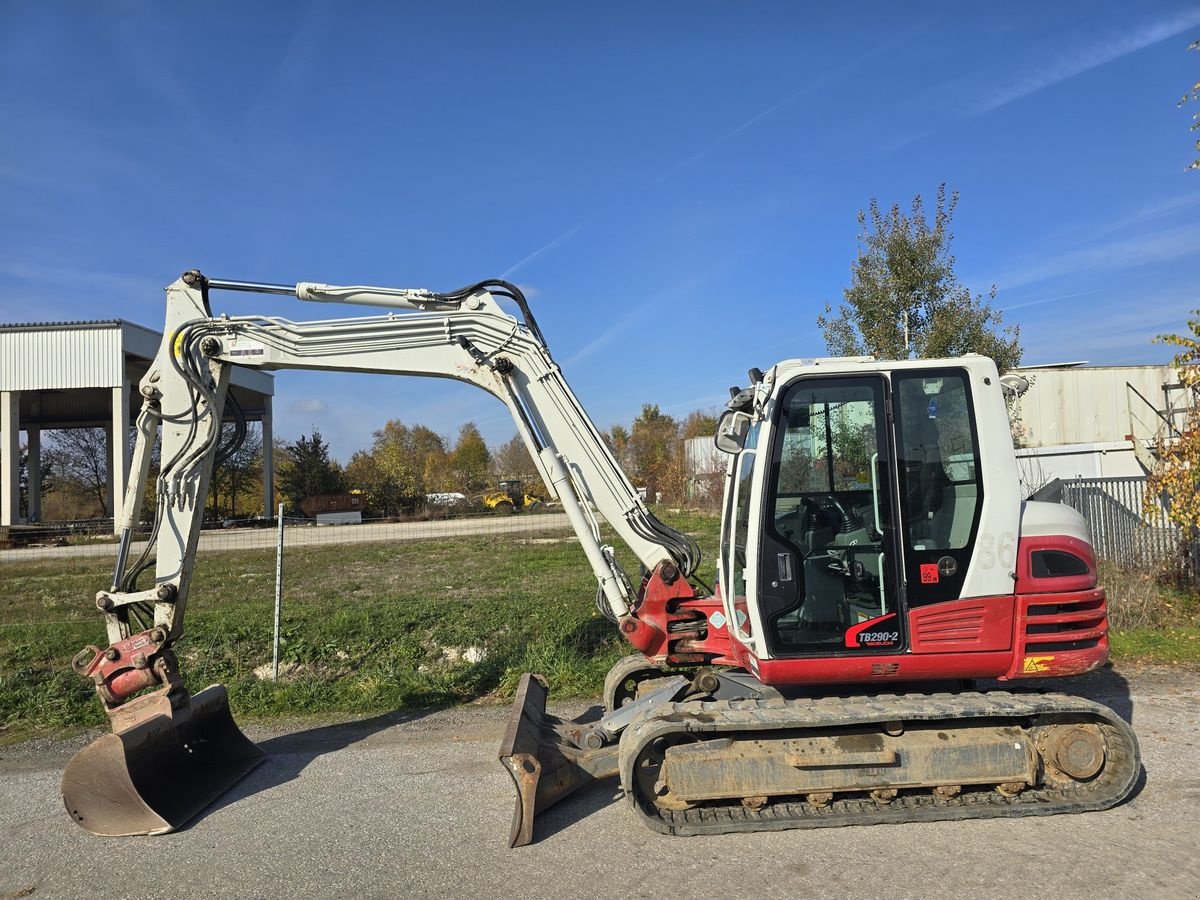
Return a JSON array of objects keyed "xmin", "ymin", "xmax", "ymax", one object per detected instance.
[
  {"xmin": 1062, "ymin": 476, "xmax": 1197, "ymax": 581},
  {"xmin": 0, "ymin": 507, "xmax": 576, "ymax": 563}
]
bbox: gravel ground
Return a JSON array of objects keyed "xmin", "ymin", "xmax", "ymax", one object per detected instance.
[{"xmin": 2, "ymin": 665, "xmax": 1198, "ymax": 900}]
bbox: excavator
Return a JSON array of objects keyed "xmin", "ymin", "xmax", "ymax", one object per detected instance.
[{"xmin": 61, "ymin": 270, "xmax": 1140, "ymax": 846}]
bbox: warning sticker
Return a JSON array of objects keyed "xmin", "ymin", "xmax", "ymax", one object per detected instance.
[
  {"xmin": 1023, "ymin": 656, "xmax": 1055, "ymax": 674},
  {"xmin": 709, "ymin": 611, "xmax": 727, "ymax": 629},
  {"xmin": 919, "ymin": 563, "xmax": 940, "ymax": 584}
]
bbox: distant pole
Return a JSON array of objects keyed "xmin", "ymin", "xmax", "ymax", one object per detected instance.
[{"xmin": 272, "ymin": 502, "xmax": 284, "ymax": 680}]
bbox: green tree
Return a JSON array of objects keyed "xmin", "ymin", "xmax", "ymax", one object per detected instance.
[
  {"xmin": 817, "ymin": 185, "xmax": 1022, "ymax": 373},
  {"xmin": 681, "ymin": 410, "xmax": 719, "ymax": 440},
  {"xmin": 411, "ymin": 425, "xmax": 451, "ymax": 493},
  {"xmin": 1183, "ymin": 38, "xmax": 1199, "ymax": 171},
  {"xmin": 606, "ymin": 424, "xmax": 631, "ymax": 472},
  {"xmin": 629, "ymin": 404, "xmax": 680, "ymax": 502},
  {"xmin": 449, "ymin": 423, "xmax": 491, "ymax": 492},
  {"xmin": 1146, "ymin": 311, "xmax": 1200, "ymax": 536},
  {"xmin": 277, "ymin": 429, "xmax": 344, "ymax": 514},
  {"xmin": 344, "ymin": 421, "xmax": 422, "ymax": 515}
]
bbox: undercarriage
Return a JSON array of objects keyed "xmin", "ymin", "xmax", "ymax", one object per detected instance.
[{"xmin": 500, "ymin": 670, "xmax": 1140, "ymax": 846}]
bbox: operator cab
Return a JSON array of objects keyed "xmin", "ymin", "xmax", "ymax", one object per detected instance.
[{"xmin": 717, "ymin": 360, "xmax": 993, "ymax": 661}]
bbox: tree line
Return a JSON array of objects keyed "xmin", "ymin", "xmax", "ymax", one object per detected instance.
[{"xmin": 275, "ymin": 406, "xmax": 722, "ymax": 518}]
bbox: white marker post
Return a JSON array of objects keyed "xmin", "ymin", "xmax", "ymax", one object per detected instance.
[{"xmin": 272, "ymin": 502, "xmax": 284, "ymax": 680}]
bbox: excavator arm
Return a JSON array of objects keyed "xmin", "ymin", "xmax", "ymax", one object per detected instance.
[{"xmin": 63, "ymin": 270, "xmax": 706, "ymax": 840}]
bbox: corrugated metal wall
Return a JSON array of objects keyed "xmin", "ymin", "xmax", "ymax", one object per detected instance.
[
  {"xmin": 1014, "ymin": 365, "xmax": 1180, "ymax": 447},
  {"xmin": 0, "ymin": 326, "xmax": 122, "ymax": 390},
  {"xmin": 684, "ymin": 436, "xmax": 724, "ymax": 474}
]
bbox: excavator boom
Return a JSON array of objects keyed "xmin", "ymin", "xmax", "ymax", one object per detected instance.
[{"xmin": 62, "ymin": 270, "xmax": 697, "ymax": 837}]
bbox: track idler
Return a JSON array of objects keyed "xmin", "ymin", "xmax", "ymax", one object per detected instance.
[{"xmin": 62, "ymin": 685, "xmax": 264, "ymax": 836}]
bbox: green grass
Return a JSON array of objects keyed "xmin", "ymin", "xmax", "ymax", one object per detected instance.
[
  {"xmin": 0, "ymin": 512, "xmax": 722, "ymax": 741},
  {"xmin": 1109, "ymin": 628, "xmax": 1200, "ymax": 665},
  {"xmin": 4, "ymin": 512, "xmax": 1199, "ymax": 743}
]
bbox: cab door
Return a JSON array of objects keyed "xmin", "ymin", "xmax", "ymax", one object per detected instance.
[{"xmin": 755, "ymin": 375, "xmax": 905, "ymax": 657}]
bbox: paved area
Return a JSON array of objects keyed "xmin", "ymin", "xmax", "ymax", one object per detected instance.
[
  {"xmin": 1, "ymin": 666, "xmax": 1198, "ymax": 899},
  {"xmin": 1, "ymin": 512, "xmax": 573, "ymax": 561}
]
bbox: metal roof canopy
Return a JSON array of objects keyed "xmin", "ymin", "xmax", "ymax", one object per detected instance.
[
  {"xmin": 0, "ymin": 319, "xmax": 275, "ymax": 529},
  {"xmin": 0, "ymin": 319, "xmax": 273, "ymax": 426}
]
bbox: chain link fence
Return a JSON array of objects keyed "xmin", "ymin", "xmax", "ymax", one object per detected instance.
[
  {"xmin": 0, "ymin": 506, "xmax": 576, "ymax": 562},
  {"xmin": 1062, "ymin": 476, "xmax": 1197, "ymax": 582}
]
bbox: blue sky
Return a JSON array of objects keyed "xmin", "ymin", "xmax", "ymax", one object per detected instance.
[{"xmin": 2, "ymin": 2, "xmax": 1198, "ymax": 461}]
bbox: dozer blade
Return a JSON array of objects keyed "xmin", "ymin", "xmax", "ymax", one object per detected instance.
[
  {"xmin": 62, "ymin": 685, "xmax": 264, "ymax": 836},
  {"xmin": 498, "ymin": 673, "xmax": 619, "ymax": 848}
]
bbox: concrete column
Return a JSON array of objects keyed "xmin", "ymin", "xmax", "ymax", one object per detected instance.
[
  {"xmin": 110, "ymin": 381, "xmax": 130, "ymax": 533},
  {"xmin": 104, "ymin": 423, "xmax": 114, "ymax": 517},
  {"xmin": 260, "ymin": 395, "xmax": 274, "ymax": 517},
  {"xmin": 1, "ymin": 391, "xmax": 18, "ymax": 526},
  {"xmin": 26, "ymin": 428, "xmax": 40, "ymax": 522}
]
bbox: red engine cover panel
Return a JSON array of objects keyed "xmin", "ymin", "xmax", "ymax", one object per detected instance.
[{"xmin": 907, "ymin": 595, "xmax": 1013, "ymax": 654}]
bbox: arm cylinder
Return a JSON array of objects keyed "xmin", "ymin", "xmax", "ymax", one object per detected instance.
[{"xmin": 539, "ymin": 448, "xmax": 632, "ymax": 619}]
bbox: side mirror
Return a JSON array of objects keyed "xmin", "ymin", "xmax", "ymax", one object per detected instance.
[{"xmin": 714, "ymin": 410, "xmax": 752, "ymax": 454}]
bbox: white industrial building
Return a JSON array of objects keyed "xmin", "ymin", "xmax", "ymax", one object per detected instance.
[
  {"xmin": 1009, "ymin": 362, "xmax": 1189, "ymax": 488},
  {"xmin": 0, "ymin": 319, "xmax": 275, "ymax": 530}
]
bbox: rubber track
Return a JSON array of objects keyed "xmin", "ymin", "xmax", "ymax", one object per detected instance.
[{"xmin": 618, "ymin": 691, "xmax": 1141, "ymax": 837}]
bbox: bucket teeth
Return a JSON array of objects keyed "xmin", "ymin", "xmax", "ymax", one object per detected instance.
[{"xmin": 62, "ymin": 685, "xmax": 264, "ymax": 836}]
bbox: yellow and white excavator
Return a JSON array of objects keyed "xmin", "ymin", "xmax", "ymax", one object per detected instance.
[{"xmin": 62, "ymin": 271, "xmax": 1139, "ymax": 846}]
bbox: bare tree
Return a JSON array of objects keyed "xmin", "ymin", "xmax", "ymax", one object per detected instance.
[
  {"xmin": 491, "ymin": 434, "xmax": 548, "ymax": 496},
  {"xmin": 208, "ymin": 423, "xmax": 264, "ymax": 518},
  {"xmin": 18, "ymin": 443, "xmax": 53, "ymax": 520},
  {"xmin": 45, "ymin": 427, "xmax": 110, "ymax": 516}
]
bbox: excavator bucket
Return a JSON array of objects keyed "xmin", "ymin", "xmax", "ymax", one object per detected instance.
[
  {"xmin": 498, "ymin": 673, "xmax": 620, "ymax": 847},
  {"xmin": 62, "ymin": 685, "xmax": 264, "ymax": 836}
]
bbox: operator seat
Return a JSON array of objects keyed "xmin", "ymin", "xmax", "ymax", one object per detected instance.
[{"xmin": 905, "ymin": 417, "xmax": 947, "ymax": 548}]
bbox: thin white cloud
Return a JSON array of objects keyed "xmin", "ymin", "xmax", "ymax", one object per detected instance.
[
  {"xmin": 976, "ymin": 10, "xmax": 1200, "ymax": 115},
  {"xmin": 997, "ymin": 290, "xmax": 1096, "ymax": 313},
  {"xmin": 989, "ymin": 223, "xmax": 1200, "ymax": 292},
  {"xmin": 290, "ymin": 398, "xmax": 327, "ymax": 414},
  {"xmin": 1084, "ymin": 191, "xmax": 1200, "ymax": 240},
  {"xmin": 500, "ymin": 215, "xmax": 599, "ymax": 279},
  {"xmin": 0, "ymin": 259, "xmax": 164, "ymax": 297},
  {"xmin": 562, "ymin": 303, "xmax": 657, "ymax": 367},
  {"xmin": 653, "ymin": 24, "xmax": 929, "ymax": 187},
  {"xmin": 243, "ymin": 1, "xmax": 332, "ymax": 130},
  {"xmin": 562, "ymin": 247, "xmax": 755, "ymax": 367},
  {"xmin": 1020, "ymin": 294, "xmax": 1195, "ymax": 364},
  {"xmin": 501, "ymin": 25, "xmax": 928, "ymax": 279}
]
